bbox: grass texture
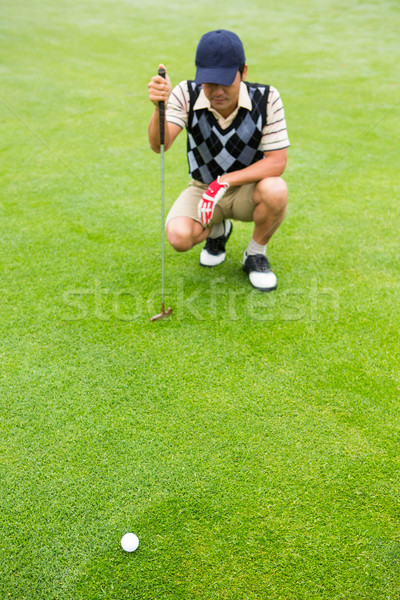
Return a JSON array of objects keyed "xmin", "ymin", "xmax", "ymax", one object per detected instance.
[{"xmin": 1, "ymin": 0, "xmax": 400, "ymax": 598}]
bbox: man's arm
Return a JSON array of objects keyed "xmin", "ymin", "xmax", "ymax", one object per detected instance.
[
  {"xmin": 148, "ymin": 112, "xmax": 182, "ymax": 153},
  {"xmin": 197, "ymin": 148, "xmax": 287, "ymax": 225},
  {"xmin": 218, "ymin": 148, "xmax": 288, "ymax": 187},
  {"xmin": 147, "ymin": 64, "xmax": 182, "ymax": 153}
]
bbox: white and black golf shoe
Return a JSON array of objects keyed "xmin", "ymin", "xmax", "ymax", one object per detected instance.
[
  {"xmin": 200, "ymin": 219, "xmax": 233, "ymax": 267},
  {"xmin": 242, "ymin": 251, "xmax": 277, "ymax": 292}
]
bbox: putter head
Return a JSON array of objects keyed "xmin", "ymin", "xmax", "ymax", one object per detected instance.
[{"xmin": 150, "ymin": 303, "xmax": 173, "ymax": 322}]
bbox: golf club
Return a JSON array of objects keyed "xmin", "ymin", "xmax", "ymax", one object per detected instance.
[{"xmin": 150, "ymin": 67, "xmax": 173, "ymax": 322}]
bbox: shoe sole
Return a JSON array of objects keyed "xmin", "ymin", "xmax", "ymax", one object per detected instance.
[{"xmin": 248, "ymin": 279, "xmax": 277, "ymax": 292}]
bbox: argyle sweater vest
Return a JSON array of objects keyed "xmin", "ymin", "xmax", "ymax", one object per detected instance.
[{"xmin": 186, "ymin": 81, "xmax": 270, "ymax": 185}]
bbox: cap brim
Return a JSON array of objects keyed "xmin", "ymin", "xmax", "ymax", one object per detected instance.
[{"xmin": 195, "ymin": 66, "xmax": 238, "ymax": 86}]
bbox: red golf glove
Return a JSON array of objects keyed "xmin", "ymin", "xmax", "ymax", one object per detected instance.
[{"xmin": 198, "ymin": 177, "xmax": 230, "ymax": 226}]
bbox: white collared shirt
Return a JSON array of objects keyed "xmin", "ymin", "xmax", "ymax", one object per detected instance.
[
  {"xmin": 167, "ymin": 80, "xmax": 289, "ymax": 152},
  {"xmin": 192, "ymin": 82, "xmax": 252, "ymax": 129}
]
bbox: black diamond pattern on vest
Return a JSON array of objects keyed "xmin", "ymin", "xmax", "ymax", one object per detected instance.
[{"xmin": 186, "ymin": 81, "xmax": 270, "ymax": 185}]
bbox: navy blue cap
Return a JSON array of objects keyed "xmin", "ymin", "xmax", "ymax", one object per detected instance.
[{"xmin": 195, "ymin": 30, "xmax": 246, "ymax": 86}]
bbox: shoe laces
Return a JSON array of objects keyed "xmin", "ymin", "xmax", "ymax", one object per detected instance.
[
  {"xmin": 205, "ymin": 236, "xmax": 225, "ymax": 253},
  {"xmin": 246, "ymin": 253, "xmax": 270, "ymax": 272}
]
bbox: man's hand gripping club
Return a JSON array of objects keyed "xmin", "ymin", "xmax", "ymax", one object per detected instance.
[{"xmin": 198, "ymin": 176, "xmax": 230, "ymax": 226}]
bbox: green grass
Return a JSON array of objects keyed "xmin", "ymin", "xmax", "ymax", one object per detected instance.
[{"xmin": 1, "ymin": 0, "xmax": 400, "ymax": 598}]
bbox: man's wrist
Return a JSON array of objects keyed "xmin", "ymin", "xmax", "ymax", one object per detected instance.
[{"xmin": 219, "ymin": 175, "xmax": 237, "ymax": 187}]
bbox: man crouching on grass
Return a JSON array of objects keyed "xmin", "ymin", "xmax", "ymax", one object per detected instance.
[{"xmin": 147, "ymin": 29, "xmax": 289, "ymax": 292}]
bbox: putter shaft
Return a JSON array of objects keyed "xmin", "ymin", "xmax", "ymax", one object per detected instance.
[{"xmin": 150, "ymin": 66, "xmax": 173, "ymax": 322}]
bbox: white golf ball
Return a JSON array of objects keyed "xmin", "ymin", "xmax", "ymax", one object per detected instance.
[{"xmin": 121, "ymin": 532, "xmax": 139, "ymax": 553}]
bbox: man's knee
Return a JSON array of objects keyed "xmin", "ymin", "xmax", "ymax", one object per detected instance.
[
  {"xmin": 166, "ymin": 218, "xmax": 200, "ymax": 252},
  {"xmin": 254, "ymin": 177, "xmax": 288, "ymax": 213}
]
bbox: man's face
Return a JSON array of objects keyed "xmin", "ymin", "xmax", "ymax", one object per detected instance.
[{"xmin": 201, "ymin": 66, "xmax": 247, "ymax": 118}]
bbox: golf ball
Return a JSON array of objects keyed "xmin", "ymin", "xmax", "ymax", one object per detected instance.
[{"xmin": 121, "ymin": 532, "xmax": 139, "ymax": 553}]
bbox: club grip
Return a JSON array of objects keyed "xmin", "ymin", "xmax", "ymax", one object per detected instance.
[{"xmin": 158, "ymin": 67, "xmax": 166, "ymax": 145}]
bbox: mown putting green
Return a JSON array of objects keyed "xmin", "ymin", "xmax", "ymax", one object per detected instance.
[{"xmin": 1, "ymin": 0, "xmax": 399, "ymax": 598}]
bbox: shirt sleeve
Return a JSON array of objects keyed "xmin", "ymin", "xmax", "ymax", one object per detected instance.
[
  {"xmin": 261, "ymin": 86, "xmax": 290, "ymax": 152},
  {"xmin": 166, "ymin": 81, "xmax": 189, "ymax": 129}
]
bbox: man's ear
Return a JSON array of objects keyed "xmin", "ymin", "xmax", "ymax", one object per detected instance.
[{"xmin": 241, "ymin": 64, "xmax": 248, "ymax": 81}]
